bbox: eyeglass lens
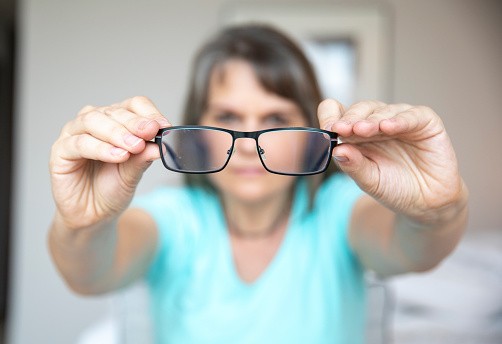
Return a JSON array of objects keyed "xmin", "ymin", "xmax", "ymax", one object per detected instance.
[
  {"xmin": 160, "ymin": 128, "xmax": 332, "ymax": 175},
  {"xmin": 161, "ymin": 128, "xmax": 233, "ymax": 173},
  {"xmin": 258, "ymin": 130, "xmax": 331, "ymax": 174}
]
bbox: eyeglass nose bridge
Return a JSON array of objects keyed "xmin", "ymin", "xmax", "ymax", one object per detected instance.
[
  {"xmin": 225, "ymin": 144, "xmax": 264, "ymax": 159},
  {"xmin": 226, "ymin": 134, "xmax": 262, "ymax": 157}
]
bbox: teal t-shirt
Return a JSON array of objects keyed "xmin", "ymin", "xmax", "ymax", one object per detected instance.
[{"xmin": 131, "ymin": 173, "xmax": 366, "ymax": 344}]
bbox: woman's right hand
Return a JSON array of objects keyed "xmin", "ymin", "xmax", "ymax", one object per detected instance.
[{"xmin": 50, "ymin": 96, "xmax": 170, "ymax": 230}]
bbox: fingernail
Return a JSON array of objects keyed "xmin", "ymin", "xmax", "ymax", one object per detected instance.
[
  {"xmin": 333, "ymin": 155, "xmax": 349, "ymax": 162},
  {"xmin": 323, "ymin": 122, "xmax": 335, "ymax": 131},
  {"xmin": 336, "ymin": 120, "xmax": 352, "ymax": 125},
  {"xmin": 124, "ymin": 134, "xmax": 142, "ymax": 147},
  {"xmin": 156, "ymin": 119, "xmax": 171, "ymax": 128},
  {"xmin": 111, "ymin": 147, "xmax": 128, "ymax": 157},
  {"xmin": 138, "ymin": 119, "xmax": 154, "ymax": 130}
]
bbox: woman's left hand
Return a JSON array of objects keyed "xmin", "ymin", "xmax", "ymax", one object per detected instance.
[{"xmin": 318, "ymin": 99, "xmax": 468, "ymax": 225}]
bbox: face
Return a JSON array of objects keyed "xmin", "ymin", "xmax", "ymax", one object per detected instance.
[{"xmin": 199, "ymin": 60, "xmax": 308, "ymax": 205}]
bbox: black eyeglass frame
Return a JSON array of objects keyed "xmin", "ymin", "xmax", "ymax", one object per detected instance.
[{"xmin": 155, "ymin": 125, "xmax": 338, "ymax": 176}]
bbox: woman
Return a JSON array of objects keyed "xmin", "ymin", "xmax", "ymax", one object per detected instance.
[{"xmin": 49, "ymin": 25, "xmax": 468, "ymax": 343}]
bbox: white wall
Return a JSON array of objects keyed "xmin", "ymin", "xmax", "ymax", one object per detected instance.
[
  {"xmin": 7, "ymin": 0, "xmax": 502, "ymax": 343},
  {"xmin": 9, "ymin": 1, "xmax": 223, "ymax": 343}
]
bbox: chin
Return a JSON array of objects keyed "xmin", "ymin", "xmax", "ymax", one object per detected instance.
[{"xmin": 209, "ymin": 173, "xmax": 296, "ymax": 205}]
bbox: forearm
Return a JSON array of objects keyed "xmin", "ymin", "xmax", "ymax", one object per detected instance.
[
  {"xmin": 390, "ymin": 182, "xmax": 469, "ymax": 273},
  {"xmin": 351, "ymin": 182, "xmax": 469, "ymax": 277},
  {"xmin": 48, "ymin": 212, "xmax": 119, "ymax": 295}
]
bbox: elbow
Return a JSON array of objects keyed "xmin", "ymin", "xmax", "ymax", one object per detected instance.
[
  {"xmin": 405, "ymin": 260, "xmax": 442, "ymax": 274},
  {"xmin": 68, "ymin": 284, "xmax": 109, "ymax": 296},
  {"xmin": 373, "ymin": 258, "xmax": 443, "ymax": 278},
  {"xmin": 399, "ymin": 247, "xmax": 457, "ymax": 274},
  {"xmin": 62, "ymin": 276, "xmax": 114, "ymax": 296}
]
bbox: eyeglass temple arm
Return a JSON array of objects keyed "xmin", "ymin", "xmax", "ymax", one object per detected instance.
[
  {"xmin": 314, "ymin": 137, "xmax": 337, "ymax": 170},
  {"xmin": 310, "ymin": 138, "xmax": 336, "ymax": 170}
]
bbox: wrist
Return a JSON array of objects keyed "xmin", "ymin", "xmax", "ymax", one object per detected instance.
[
  {"xmin": 51, "ymin": 210, "xmax": 117, "ymax": 248},
  {"xmin": 401, "ymin": 179, "xmax": 469, "ymax": 229}
]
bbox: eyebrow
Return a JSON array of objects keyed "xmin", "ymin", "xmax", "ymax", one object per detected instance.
[{"xmin": 206, "ymin": 102, "xmax": 301, "ymax": 115}]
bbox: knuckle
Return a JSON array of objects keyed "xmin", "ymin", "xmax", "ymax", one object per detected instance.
[
  {"xmin": 74, "ymin": 135, "xmax": 87, "ymax": 151},
  {"xmin": 372, "ymin": 105, "xmax": 391, "ymax": 115},
  {"xmin": 61, "ymin": 121, "xmax": 73, "ymax": 135},
  {"xmin": 49, "ymin": 140, "xmax": 62, "ymax": 158},
  {"xmin": 110, "ymin": 125, "xmax": 126, "ymax": 139},
  {"xmin": 98, "ymin": 141, "xmax": 112, "ymax": 156},
  {"xmin": 131, "ymin": 95, "xmax": 152, "ymax": 106},
  {"xmin": 351, "ymin": 100, "xmax": 368, "ymax": 108},
  {"xmin": 79, "ymin": 110, "xmax": 100, "ymax": 126},
  {"xmin": 320, "ymin": 98, "xmax": 339, "ymax": 106},
  {"xmin": 78, "ymin": 112, "xmax": 92, "ymax": 127},
  {"xmin": 396, "ymin": 102, "xmax": 411, "ymax": 108},
  {"xmin": 415, "ymin": 105, "xmax": 433, "ymax": 113},
  {"xmin": 103, "ymin": 106, "xmax": 121, "ymax": 116},
  {"xmin": 126, "ymin": 116, "xmax": 142, "ymax": 128},
  {"xmin": 318, "ymin": 98, "xmax": 342, "ymax": 112},
  {"xmin": 77, "ymin": 105, "xmax": 96, "ymax": 116},
  {"xmin": 352, "ymin": 100, "xmax": 385, "ymax": 109}
]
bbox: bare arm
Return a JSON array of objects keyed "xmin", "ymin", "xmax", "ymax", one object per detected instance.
[
  {"xmin": 48, "ymin": 96, "xmax": 169, "ymax": 294},
  {"xmin": 317, "ymin": 99, "xmax": 469, "ymax": 276},
  {"xmin": 349, "ymin": 192, "xmax": 468, "ymax": 277},
  {"xmin": 49, "ymin": 209, "xmax": 158, "ymax": 295}
]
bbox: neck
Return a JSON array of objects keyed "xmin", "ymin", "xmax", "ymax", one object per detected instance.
[{"xmin": 222, "ymin": 190, "xmax": 293, "ymax": 240}]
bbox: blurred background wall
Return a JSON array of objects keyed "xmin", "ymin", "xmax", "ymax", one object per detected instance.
[{"xmin": 5, "ymin": 0, "xmax": 502, "ymax": 343}]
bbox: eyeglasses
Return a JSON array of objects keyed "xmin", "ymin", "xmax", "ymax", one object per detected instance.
[{"xmin": 155, "ymin": 125, "xmax": 338, "ymax": 176}]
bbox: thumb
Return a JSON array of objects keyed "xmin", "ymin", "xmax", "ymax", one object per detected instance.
[
  {"xmin": 120, "ymin": 142, "xmax": 161, "ymax": 187},
  {"xmin": 317, "ymin": 98, "xmax": 348, "ymax": 131},
  {"xmin": 332, "ymin": 143, "xmax": 379, "ymax": 194}
]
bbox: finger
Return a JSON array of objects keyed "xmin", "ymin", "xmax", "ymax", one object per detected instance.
[
  {"xmin": 118, "ymin": 142, "xmax": 162, "ymax": 186},
  {"xmin": 332, "ymin": 100, "xmax": 386, "ymax": 137},
  {"xmin": 114, "ymin": 96, "xmax": 171, "ymax": 128},
  {"xmin": 317, "ymin": 98, "xmax": 348, "ymax": 131},
  {"xmin": 65, "ymin": 110, "xmax": 147, "ymax": 154},
  {"xmin": 331, "ymin": 143, "xmax": 379, "ymax": 194},
  {"xmin": 352, "ymin": 103, "xmax": 413, "ymax": 138},
  {"xmin": 77, "ymin": 104, "xmax": 97, "ymax": 116},
  {"xmin": 379, "ymin": 106, "xmax": 441, "ymax": 138},
  {"xmin": 52, "ymin": 134, "xmax": 131, "ymax": 164},
  {"xmin": 104, "ymin": 107, "xmax": 162, "ymax": 141}
]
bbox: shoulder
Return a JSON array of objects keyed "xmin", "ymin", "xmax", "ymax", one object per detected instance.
[
  {"xmin": 292, "ymin": 173, "xmax": 365, "ymax": 237},
  {"xmin": 129, "ymin": 184, "xmax": 222, "ymax": 241},
  {"xmin": 127, "ymin": 185, "xmax": 222, "ymax": 283},
  {"xmin": 314, "ymin": 173, "xmax": 365, "ymax": 208},
  {"xmin": 130, "ymin": 185, "xmax": 214, "ymax": 218},
  {"xmin": 307, "ymin": 173, "xmax": 366, "ymax": 247}
]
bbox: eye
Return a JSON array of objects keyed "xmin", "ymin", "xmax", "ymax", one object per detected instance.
[
  {"xmin": 214, "ymin": 112, "xmax": 240, "ymax": 124},
  {"xmin": 263, "ymin": 113, "xmax": 289, "ymax": 127}
]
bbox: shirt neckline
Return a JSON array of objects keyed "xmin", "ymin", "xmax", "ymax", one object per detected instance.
[{"xmin": 215, "ymin": 180, "xmax": 308, "ymax": 289}]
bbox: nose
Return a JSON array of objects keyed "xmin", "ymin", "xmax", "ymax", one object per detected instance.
[{"xmin": 234, "ymin": 137, "xmax": 257, "ymax": 155}]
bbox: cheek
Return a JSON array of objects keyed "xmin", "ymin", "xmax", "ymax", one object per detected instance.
[
  {"xmin": 199, "ymin": 130, "xmax": 233, "ymax": 170},
  {"xmin": 208, "ymin": 171, "xmax": 296, "ymax": 202},
  {"xmin": 258, "ymin": 132, "xmax": 309, "ymax": 174},
  {"xmin": 205, "ymin": 140, "xmax": 232, "ymax": 169}
]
